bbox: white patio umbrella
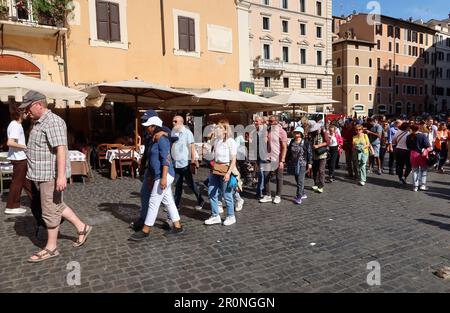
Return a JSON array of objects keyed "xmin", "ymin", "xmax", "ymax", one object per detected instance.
[
  {"xmin": 161, "ymin": 88, "xmax": 284, "ymax": 113},
  {"xmin": 270, "ymin": 91, "xmax": 339, "ymax": 118},
  {"xmin": 0, "ymin": 74, "xmax": 88, "ymax": 108},
  {"xmin": 82, "ymin": 79, "xmax": 195, "ymax": 144}
]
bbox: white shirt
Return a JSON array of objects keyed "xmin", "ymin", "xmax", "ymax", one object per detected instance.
[
  {"xmin": 392, "ymin": 130, "xmax": 409, "ymax": 150},
  {"xmin": 214, "ymin": 138, "xmax": 237, "ymax": 164},
  {"xmin": 329, "ymin": 134, "xmax": 338, "ymax": 147},
  {"xmin": 7, "ymin": 120, "xmax": 27, "ymax": 161}
]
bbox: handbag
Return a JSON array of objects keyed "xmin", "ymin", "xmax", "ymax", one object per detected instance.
[
  {"xmin": 212, "ymin": 162, "xmax": 230, "ymax": 176},
  {"xmin": 226, "ymin": 174, "xmax": 238, "ymax": 192},
  {"xmin": 314, "ymin": 146, "xmax": 328, "ymax": 156},
  {"xmin": 426, "ymin": 150, "xmax": 439, "ymax": 167}
]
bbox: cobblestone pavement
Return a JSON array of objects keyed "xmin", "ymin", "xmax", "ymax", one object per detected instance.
[{"xmin": 1, "ymin": 163, "xmax": 450, "ymax": 293}]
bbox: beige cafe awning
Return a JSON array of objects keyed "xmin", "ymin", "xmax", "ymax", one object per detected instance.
[
  {"xmin": 0, "ymin": 74, "xmax": 88, "ymax": 108},
  {"xmin": 161, "ymin": 88, "xmax": 284, "ymax": 113},
  {"xmin": 82, "ymin": 79, "xmax": 196, "ymax": 144}
]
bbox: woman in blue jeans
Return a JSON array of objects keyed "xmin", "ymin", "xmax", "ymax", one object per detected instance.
[
  {"xmin": 204, "ymin": 120, "xmax": 238, "ymax": 226},
  {"xmin": 286, "ymin": 126, "xmax": 312, "ymax": 205}
]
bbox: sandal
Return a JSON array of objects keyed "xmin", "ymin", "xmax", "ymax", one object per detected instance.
[
  {"xmin": 73, "ymin": 224, "xmax": 93, "ymax": 247},
  {"xmin": 27, "ymin": 248, "xmax": 60, "ymax": 263}
]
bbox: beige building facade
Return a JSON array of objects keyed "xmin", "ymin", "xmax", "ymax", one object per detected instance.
[
  {"xmin": 333, "ymin": 13, "xmax": 438, "ymax": 117},
  {"xmin": 239, "ymin": 0, "xmax": 333, "ymax": 113},
  {"xmin": 0, "ymin": 0, "xmax": 240, "ymax": 90},
  {"xmin": 426, "ymin": 17, "xmax": 450, "ymax": 113},
  {"xmin": 332, "ymin": 39, "xmax": 376, "ymax": 117}
]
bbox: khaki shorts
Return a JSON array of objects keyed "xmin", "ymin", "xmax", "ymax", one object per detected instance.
[{"xmin": 35, "ymin": 181, "xmax": 67, "ymax": 228}]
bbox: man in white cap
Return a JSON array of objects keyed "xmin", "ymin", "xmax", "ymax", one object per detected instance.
[{"xmin": 20, "ymin": 90, "xmax": 92, "ymax": 262}]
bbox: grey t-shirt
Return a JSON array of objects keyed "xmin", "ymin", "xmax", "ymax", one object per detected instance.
[{"xmin": 369, "ymin": 123, "xmax": 383, "ymax": 146}]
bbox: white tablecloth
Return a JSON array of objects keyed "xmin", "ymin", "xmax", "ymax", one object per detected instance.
[
  {"xmin": 106, "ymin": 149, "xmax": 141, "ymax": 163},
  {"xmin": 68, "ymin": 150, "xmax": 87, "ymax": 162}
]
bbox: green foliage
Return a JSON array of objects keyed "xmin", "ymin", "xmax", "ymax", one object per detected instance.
[{"xmin": 32, "ymin": 0, "xmax": 74, "ymax": 26}]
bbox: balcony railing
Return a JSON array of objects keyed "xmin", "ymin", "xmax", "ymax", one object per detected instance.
[
  {"xmin": 253, "ymin": 58, "xmax": 285, "ymax": 78},
  {"xmin": 0, "ymin": 0, "xmax": 67, "ymax": 28}
]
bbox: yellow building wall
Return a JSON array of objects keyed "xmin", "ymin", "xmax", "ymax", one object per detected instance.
[{"xmin": 66, "ymin": 0, "xmax": 239, "ymax": 89}]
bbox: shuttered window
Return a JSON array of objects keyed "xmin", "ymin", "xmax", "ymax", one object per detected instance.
[
  {"xmin": 178, "ymin": 16, "xmax": 196, "ymax": 52},
  {"xmin": 96, "ymin": 1, "xmax": 121, "ymax": 42}
]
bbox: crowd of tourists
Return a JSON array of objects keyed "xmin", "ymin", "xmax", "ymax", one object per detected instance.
[{"xmin": 3, "ymin": 89, "xmax": 450, "ymax": 261}]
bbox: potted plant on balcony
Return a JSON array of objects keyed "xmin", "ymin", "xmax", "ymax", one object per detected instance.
[
  {"xmin": 32, "ymin": 0, "xmax": 73, "ymax": 27},
  {"xmin": 0, "ymin": 2, "xmax": 9, "ymax": 20}
]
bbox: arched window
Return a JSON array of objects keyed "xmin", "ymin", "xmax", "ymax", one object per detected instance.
[
  {"xmin": 369, "ymin": 76, "xmax": 372, "ymax": 85},
  {"xmin": 336, "ymin": 58, "xmax": 341, "ymax": 67},
  {"xmin": 378, "ymin": 105, "xmax": 387, "ymax": 113},
  {"xmin": 355, "ymin": 75, "xmax": 360, "ymax": 85},
  {"xmin": 336, "ymin": 75, "xmax": 341, "ymax": 85},
  {"xmin": 369, "ymin": 59, "xmax": 372, "ymax": 67},
  {"xmin": 355, "ymin": 57, "xmax": 359, "ymax": 66}
]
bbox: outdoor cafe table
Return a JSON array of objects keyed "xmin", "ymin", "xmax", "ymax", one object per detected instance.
[
  {"xmin": 68, "ymin": 150, "xmax": 90, "ymax": 183},
  {"xmin": 106, "ymin": 148, "xmax": 141, "ymax": 180}
]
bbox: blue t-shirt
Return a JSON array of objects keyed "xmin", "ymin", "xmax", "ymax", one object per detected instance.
[
  {"xmin": 171, "ymin": 126, "xmax": 195, "ymax": 168},
  {"xmin": 148, "ymin": 136, "xmax": 175, "ymax": 180}
]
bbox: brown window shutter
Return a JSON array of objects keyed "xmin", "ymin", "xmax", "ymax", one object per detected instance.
[
  {"xmin": 178, "ymin": 16, "xmax": 189, "ymax": 51},
  {"xmin": 96, "ymin": 1, "xmax": 110, "ymax": 41},
  {"xmin": 109, "ymin": 3, "xmax": 121, "ymax": 42},
  {"xmin": 188, "ymin": 18, "xmax": 195, "ymax": 52}
]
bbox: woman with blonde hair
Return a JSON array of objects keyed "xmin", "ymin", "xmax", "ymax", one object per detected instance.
[
  {"xmin": 205, "ymin": 119, "xmax": 238, "ymax": 226},
  {"xmin": 352, "ymin": 124, "xmax": 372, "ymax": 186}
]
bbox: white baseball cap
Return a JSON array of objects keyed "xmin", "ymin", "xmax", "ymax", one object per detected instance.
[{"xmin": 142, "ymin": 116, "xmax": 163, "ymax": 127}]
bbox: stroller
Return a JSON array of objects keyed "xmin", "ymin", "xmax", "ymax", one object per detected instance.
[{"xmin": 239, "ymin": 161, "xmax": 257, "ymax": 188}]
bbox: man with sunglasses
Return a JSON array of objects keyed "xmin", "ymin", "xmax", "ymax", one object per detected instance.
[
  {"xmin": 259, "ymin": 116, "xmax": 287, "ymax": 204},
  {"xmin": 171, "ymin": 115, "xmax": 204, "ymax": 210}
]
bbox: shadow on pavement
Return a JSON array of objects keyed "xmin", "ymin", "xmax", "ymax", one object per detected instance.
[
  {"xmin": 416, "ymin": 219, "xmax": 450, "ymax": 232},
  {"xmin": 98, "ymin": 202, "xmax": 140, "ymax": 224},
  {"xmin": 430, "ymin": 213, "xmax": 450, "ymax": 219},
  {"xmin": 11, "ymin": 216, "xmax": 76, "ymax": 248}
]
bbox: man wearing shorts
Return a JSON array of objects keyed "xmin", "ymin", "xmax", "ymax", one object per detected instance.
[
  {"xmin": 20, "ymin": 90, "xmax": 92, "ymax": 263},
  {"xmin": 366, "ymin": 117, "xmax": 383, "ymax": 175}
]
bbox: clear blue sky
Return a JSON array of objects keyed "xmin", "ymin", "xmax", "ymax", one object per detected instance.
[{"xmin": 333, "ymin": 0, "xmax": 450, "ymax": 21}]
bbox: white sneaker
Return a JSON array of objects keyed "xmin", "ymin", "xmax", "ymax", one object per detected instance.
[
  {"xmin": 273, "ymin": 196, "xmax": 281, "ymax": 204},
  {"xmin": 194, "ymin": 202, "xmax": 204, "ymax": 211},
  {"xmin": 419, "ymin": 185, "xmax": 428, "ymax": 191},
  {"xmin": 204, "ymin": 215, "xmax": 222, "ymax": 225},
  {"xmin": 359, "ymin": 181, "xmax": 366, "ymax": 186},
  {"xmin": 223, "ymin": 216, "xmax": 236, "ymax": 226},
  {"xmin": 235, "ymin": 199, "xmax": 244, "ymax": 212},
  {"xmin": 259, "ymin": 195, "xmax": 272, "ymax": 203},
  {"xmin": 217, "ymin": 202, "xmax": 224, "ymax": 213},
  {"xmin": 413, "ymin": 187, "xmax": 418, "ymax": 192},
  {"xmin": 4, "ymin": 208, "xmax": 26, "ymax": 215}
]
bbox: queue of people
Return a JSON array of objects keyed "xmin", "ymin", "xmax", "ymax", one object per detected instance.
[{"xmin": 3, "ymin": 89, "xmax": 450, "ymax": 259}]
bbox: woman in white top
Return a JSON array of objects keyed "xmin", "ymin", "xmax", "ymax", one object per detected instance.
[
  {"xmin": 392, "ymin": 122, "xmax": 411, "ymax": 184},
  {"xmin": 5, "ymin": 107, "xmax": 31, "ymax": 215},
  {"xmin": 205, "ymin": 120, "xmax": 238, "ymax": 226}
]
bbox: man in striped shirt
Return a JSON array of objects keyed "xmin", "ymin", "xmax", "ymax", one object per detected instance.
[{"xmin": 20, "ymin": 90, "xmax": 92, "ymax": 263}]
